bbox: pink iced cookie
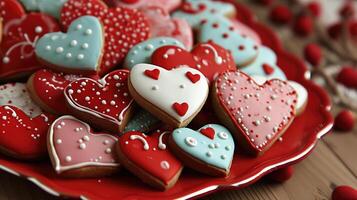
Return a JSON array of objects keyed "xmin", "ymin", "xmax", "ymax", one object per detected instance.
[
  {"xmin": 142, "ymin": 6, "xmax": 193, "ymax": 50},
  {"xmin": 48, "ymin": 115, "xmax": 120, "ymax": 177},
  {"xmin": 107, "ymin": 0, "xmax": 182, "ymax": 13},
  {"xmin": 231, "ymin": 19, "xmax": 262, "ymax": 45}
]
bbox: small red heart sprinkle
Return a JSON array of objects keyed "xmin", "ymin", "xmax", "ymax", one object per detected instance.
[
  {"xmin": 304, "ymin": 43, "xmax": 322, "ymax": 66},
  {"xmin": 293, "ymin": 15, "xmax": 313, "ymax": 37},
  {"xmin": 334, "ymin": 109, "xmax": 355, "ymax": 132},
  {"xmin": 144, "ymin": 69, "xmax": 160, "ymax": 80},
  {"xmin": 267, "ymin": 166, "xmax": 294, "ymax": 182},
  {"xmin": 199, "ymin": 127, "xmax": 215, "ymax": 140},
  {"xmin": 336, "ymin": 66, "xmax": 357, "ymax": 89},
  {"xmin": 332, "ymin": 185, "xmax": 357, "ymax": 200},
  {"xmin": 185, "ymin": 72, "xmax": 201, "ymax": 83},
  {"xmin": 262, "ymin": 63, "xmax": 275, "ymax": 75},
  {"xmin": 172, "ymin": 102, "xmax": 189, "ymax": 116},
  {"xmin": 269, "ymin": 5, "xmax": 293, "ymax": 25}
]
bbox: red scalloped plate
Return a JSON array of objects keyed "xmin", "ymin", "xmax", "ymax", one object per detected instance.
[{"xmin": 0, "ymin": 1, "xmax": 333, "ymax": 199}]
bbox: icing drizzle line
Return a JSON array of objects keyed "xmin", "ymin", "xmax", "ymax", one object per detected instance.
[
  {"xmin": 201, "ymin": 44, "xmax": 223, "ymax": 65},
  {"xmin": 158, "ymin": 131, "xmax": 169, "ymax": 150},
  {"xmin": 130, "ymin": 135, "xmax": 149, "ymax": 150}
]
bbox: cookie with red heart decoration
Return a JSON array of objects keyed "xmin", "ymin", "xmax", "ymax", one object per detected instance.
[
  {"xmin": 27, "ymin": 69, "xmax": 82, "ymax": 115},
  {"xmin": 141, "ymin": 6, "xmax": 193, "ymax": 50},
  {"xmin": 152, "ymin": 42, "xmax": 236, "ymax": 83},
  {"xmin": 60, "ymin": 0, "xmax": 150, "ymax": 75},
  {"xmin": 110, "ymin": 0, "xmax": 181, "ymax": 13},
  {"xmin": 212, "ymin": 71, "xmax": 297, "ymax": 156},
  {"xmin": 0, "ymin": 0, "xmax": 60, "ymax": 80},
  {"xmin": 116, "ymin": 129, "xmax": 182, "ymax": 190},
  {"xmin": 169, "ymin": 124, "xmax": 235, "ymax": 176},
  {"xmin": 65, "ymin": 70, "xmax": 134, "ymax": 133},
  {"xmin": 129, "ymin": 64, "xmax": 209, "ymax": 128},
  {"xmin": 48, "ymin": 115, "xmax": 120, "ymax": 177},
  {"xmin": 35, "ymin": 16, "xmax": 105, "ymax": 75},
  {"xmin": 0, "ymin": 82, "xmax": 55, "ymax": 159},
  {"xmin": 0, "ymin": 105, "xmax": 54, "ymax": 160}
]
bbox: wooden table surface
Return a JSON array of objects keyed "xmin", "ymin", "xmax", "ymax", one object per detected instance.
[{"xmin": 0, "ymin": 1, "xmax": 356, "ymax": 199}]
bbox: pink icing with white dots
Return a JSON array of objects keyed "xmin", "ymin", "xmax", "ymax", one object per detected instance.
[
  {"xmin": 48, "ymin": 115, "xmax": 119, "ymax": 173},
  {"xmin": 215, "ymin": 71, "xmax": 297, "ymax": 153}
]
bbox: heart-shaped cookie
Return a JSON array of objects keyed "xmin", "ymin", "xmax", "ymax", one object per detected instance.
[
  {"xmin": 241, "ymin": 46, "xmax": 287, "ymax": 80},
  {"xmin": 117, "ymin": 129, "xmax": 182, "ymax": 190},
  {"xmin": 152, "ymin": 41, "xmax": 236, "ymax": 83},
  {"xmin": 0, "ymin": 105, "xmax": 54, "ymax": 160},
  {"xmin": 27, "ymin": 69, "xmax": 82, "ymax": 114},
  {"xmin": 172, "ymin": 0, "xmax": 236, "ymax": 29},
  {"xmin": 65, "ymin": 70, "xmax": 134, "ymax": 133},
  {"xmin": 142, "ymin": 6, "xmax": 193, "ymax": 50},
  {"xmin": 36, "ymin": 16, "xmax": 104, "ymax": 74},
  {"xmin": 60, "ymin": 0, "xmax": 150, "ymax": 75},
  {"xmin": 129, "ymin": 64, "xmax": 209, "ymax": 128},
  {"xmin": 169, "ymin": 124, "xmax": 235, "ymax": 176},
  {"xmin": 0, "ymin": 0, "xmax": 60, "ymax": 80},
  {"xmin": 18, "ymin": 0, "xmax": 67, "ymax": 19},
  {"xmin": 198, "ymin": 17, "xmax": 259, "ymax": 67},
  {"xmin": 251, "ymin": 75, "xmax": 308, "ymax": 115},
  {"xmin": 48, "ymin": 115, "xmax": 120, "ymax": 177},
  {"xmin": 212, "ymin": 71, "xmax": 297, "ymax": 155},
  {"xmin": 124, "ymin": 37, "xmax": 185, "ymax": 70},
  {"xmin": 111, "ymin": 0, "xmax": 181, "ymax": 13}
]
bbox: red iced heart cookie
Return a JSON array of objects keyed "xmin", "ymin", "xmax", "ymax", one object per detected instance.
[
  {"xmin": 48, "ymin": 115, "xmax": 120, "ymax": 177},
  {"xmin": 212, "ymin": 71, "xmax": 297, "ymax": 155},
  {"xmin": 0, "ymin": 105, "xmax": 54, "ymax": 159},
  {"xmin": 117, "ymin": 130, "xmax": 182, "ymax": 190},
  {"xmin": 64, "ymin": 70, "xmax": 134, "ymax": 133},
  {"xmin": 141, "ymin": 6, "xmax": 193, "ymax": 49},
  {"xmin": 60, "ymin": 0, "xmax": 150, "ymax": 75},
  {"xmin": 152, "ymin": 41, "xmax": 236, "ymax": 83},
  {"xmin": 27, "ymin": 69, "xmax": 83, "ymax": 114},
  {"xmin": 0, "ymin": 0, "xmax": 60, "ymax": 80}
]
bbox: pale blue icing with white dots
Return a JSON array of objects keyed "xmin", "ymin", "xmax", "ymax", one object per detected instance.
[
  {"xmin": 35, "ymin": 16, "xmax": 103, "ymax": 72},
  {"xmin": 242, "ymin": 46, "xmax": 287, "ymax": 80},
  {"xmin": 124, "ymin": 109, "xmax": 160, "ymax": 133},
  {"xmin": 124, "ymin": 37, "xmax": 184, "ymax": 70},
  {"xmin": 19, "ymin": 0, "xmax": 67, "ymax": 19},
  {"xmin": 198, "ymin": 17, "xmax": 259, "ymax": 66},
  {"xmin": 172, "ymin": 124, "xmax": 235, "ymax": 170},
  {"xmin": 172, "ymin": 0, "xmax": 235, "ymax": 29}
]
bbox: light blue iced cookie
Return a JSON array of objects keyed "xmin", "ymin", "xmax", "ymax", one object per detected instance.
[
  {"xmin": 198, "ymin": 17, "xmax": 260, "ymax": 67},
  {"xmin": 35, "ymin": 16, "xmax": 104, "ymax": 73},
  {"xmin": 172, "ymin": 0, "xmax": 235, "ymax": 29},
  {"xmin": 171, "ymin": 124, "xmax": 235, "ymax": 174},
  {"xmin": 242, "ymin": 46, "xmax": 287, "ymax": 80},
  {"xmin": 124, "ymin": 109, "xmax": 160, "ymax": 133},
  {"xmin": 124, "ymin": 37, "xmax": 185, "ymax": 70},
  {"xmin": 19, "ymin": 0, "xmax": 67, "ymax": 19}
]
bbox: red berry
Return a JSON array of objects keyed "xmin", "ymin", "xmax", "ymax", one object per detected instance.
[
  {"xmin": 304, "ymin": 43, "xmax": 322, "ymax": 66},
  {"xmin": 293, "ymin": 15, "xmax": 313, "ymax": 37},
  {"xmin": 267, "ymin": 166, "xmax": 294, "ymax": 182},
  {"xmin": 336, "ymin": 66, "xmax": 357, "ymax": 89},
  {"xmin": 340, "ymin": 2, "xmax": 355, "ymax": 18},
  {"xmin": 328, "ymin": 23, "xmax": 343, "ymax": 39},
  {"xmin": 307, "ymin": 2, "xmax": 321, "ymax": 17},
  {"xmin": 270, "ymin": 5, "xmax": 293, "ymax": 25},
  {"xmin": 256, "ymin": 0, "xmax": 274, "ymax": 6},
  {"xmin": 334, "ymin": 110, "xmax": 355, "ymax": 132},
  {"xmin": 332, "ymin": 185, "xmax": 357, "ymax": 200}
]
